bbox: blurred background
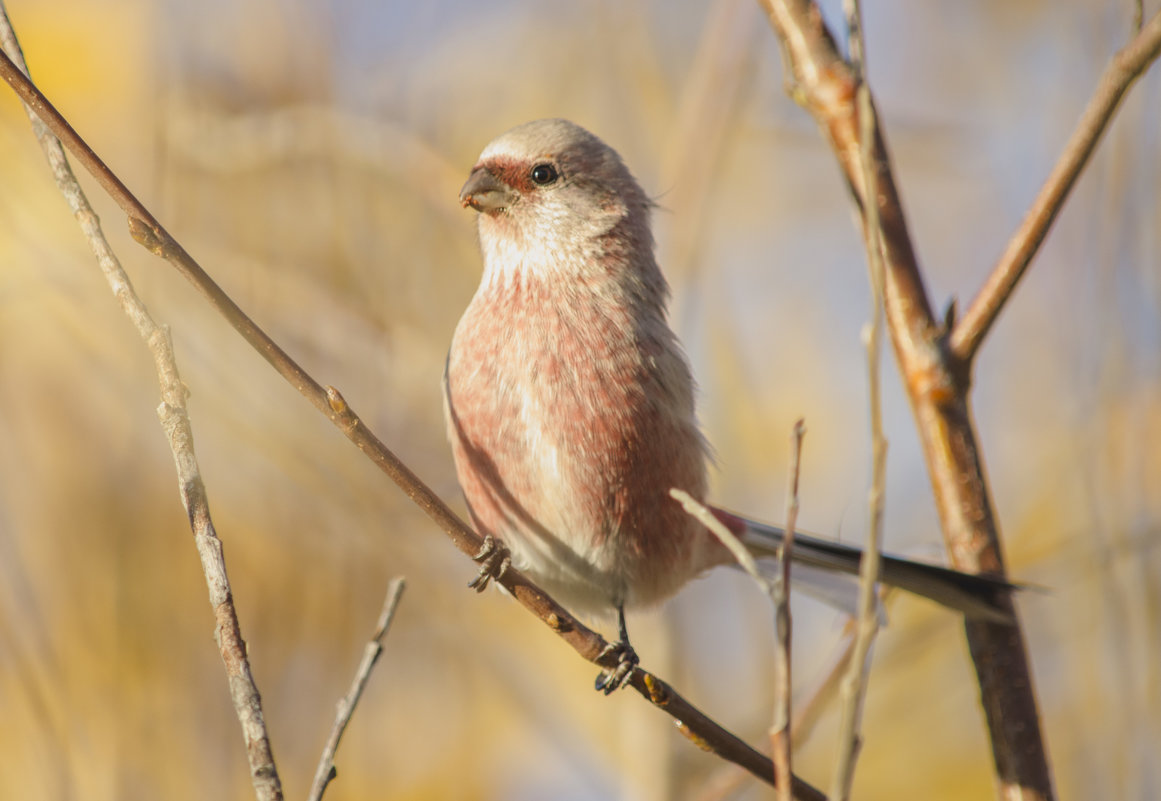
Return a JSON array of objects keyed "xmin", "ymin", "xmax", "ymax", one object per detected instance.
[{"xmin": 0, "ymin": 0, "xmax": 1158, "ymax": 799}]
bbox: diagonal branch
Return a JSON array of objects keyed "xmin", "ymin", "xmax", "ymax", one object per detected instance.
[
  {"xmin": 950, "ymin": 10, "xmax": 1161, "ymax": 362},
  {"xmin": 0, "ymin": 35, "xmax": 826, "ymax": 801}
]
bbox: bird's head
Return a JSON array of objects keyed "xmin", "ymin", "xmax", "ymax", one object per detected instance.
[{"xmin": 460, "ymin": 119, "xmax": 655, "ymax": 284}]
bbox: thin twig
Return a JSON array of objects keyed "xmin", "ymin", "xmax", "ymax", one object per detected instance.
[
  {"xmin": 671, "ymin": 490, "xmax": 769, "ymax": 589},
  {"xmin": 772, "ymin": 420, "xmax": 806, "ymax": 801},
  {"xmin": 673, "ymin": 422, "xmax": 808, "ymax": 801},
  {"xmin": 670, "ymin": 489, "xmax": 827, "ymax": 801},
  {"xmin": 0, "ymin": 7, "xmax": 283, "ymax": 800},
  {"xmin": 828, "ymin": 3, "xmax": 885, "ymax": 797},
  {"xmin": 950, "ymin": 10, "xmax": 1161, "ymax": 361},
  {"xmin": 309, "ymin": 578, "xmax": 407, "ymax": 801},
  {"xmin": 0, "ymin": 34, "xmax": 825, "ymax": 801}
]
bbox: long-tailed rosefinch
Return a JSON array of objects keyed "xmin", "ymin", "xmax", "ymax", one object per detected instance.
[{"xmin": 444, "ymin": 119, "xmax": 1009, "ymax": 690}]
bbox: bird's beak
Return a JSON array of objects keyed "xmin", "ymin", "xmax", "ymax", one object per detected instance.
[{"xmin": 460, "ymin": 167, "xmax": 518, "ymax": 214}]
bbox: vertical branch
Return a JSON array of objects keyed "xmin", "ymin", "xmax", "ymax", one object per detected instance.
[
  {"xmin": 828, "ymin": 3, "xmax": 885, "ymax": 797},
  {"xmin": 771, "ymin": 419, "xmax": 806, "ymax": 801}
]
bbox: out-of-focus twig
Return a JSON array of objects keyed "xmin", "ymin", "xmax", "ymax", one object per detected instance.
[
  {"xmin": 0, "ymin": 32, "xmax": 825, "ymax": 801},
  {"xmin": 0, "ymin": 6, "xmax": 284, "ymax": 800},
  {"xmin": 309, "ymin": 578, "xmax": 406, "ymax": 801},
  {"xmin": 790, "ymin": 611, "xmax": 861, "ymax": 746},
  {"xmin": 159, "ymin": 101, "xmax": 464, "ymax": 226},
  {"xmin": 950, "ymin": 10, "xmax": 1161, "ymax": 362},
  {"xmin": 661, "ymin": 0, "xmax": 760, "ymax": 291}
]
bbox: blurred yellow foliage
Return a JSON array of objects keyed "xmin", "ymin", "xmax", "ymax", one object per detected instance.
[{"xmin": 0, "ymin": 1, "xmax": 1158, "ymax": 800}]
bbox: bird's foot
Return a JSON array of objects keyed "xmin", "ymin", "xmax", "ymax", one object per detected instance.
[
  {"xmin": 468, "ymin": 535, "xmax": 510, "ymax": 592},
  {"xmin": 594, "ymin": 640, "xmax": 639, "ymax": 695}
]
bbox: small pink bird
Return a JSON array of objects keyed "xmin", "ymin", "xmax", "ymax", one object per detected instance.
[{"xmin": 445, "ymin": 119, "xmax": 1010, "ymax": 691}]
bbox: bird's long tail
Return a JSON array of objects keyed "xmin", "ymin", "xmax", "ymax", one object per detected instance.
[{"xmin": 711, "ymin": 507, "xmax": 1016, "ymax": 623}]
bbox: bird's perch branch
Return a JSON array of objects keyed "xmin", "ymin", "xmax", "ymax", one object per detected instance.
[{"xmin": 0, "ymin": 35, "xmax": 827, "ymax": 801}]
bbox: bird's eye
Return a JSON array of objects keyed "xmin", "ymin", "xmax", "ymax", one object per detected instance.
[{"xmin": 530, "ymin": 163, "xmax": 559, "ymax": 185}]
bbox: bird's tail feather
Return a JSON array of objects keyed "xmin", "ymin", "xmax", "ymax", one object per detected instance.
[{"xmin": 723, "ymin": 511, "xmax": 1016, "ymax": 624}]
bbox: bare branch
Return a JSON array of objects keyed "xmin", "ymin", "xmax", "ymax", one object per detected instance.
[
  {"xmin": 950, "ymin": 10, "xmax": 1161, "ymax": 362},
  {"xmin": 0, "ymin": 7, "xmax": 284, "ymax": 799},
  {"xmin": 157, "ymin": 337, "xmax": 284, "ymax": 801},
  {"xmin": 0, "ymin": 34, "xmax": 825, "ymax": 800},
  {"xmin": 309, "ymin": 578, "xmax": 407, "ymax": 801}
]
